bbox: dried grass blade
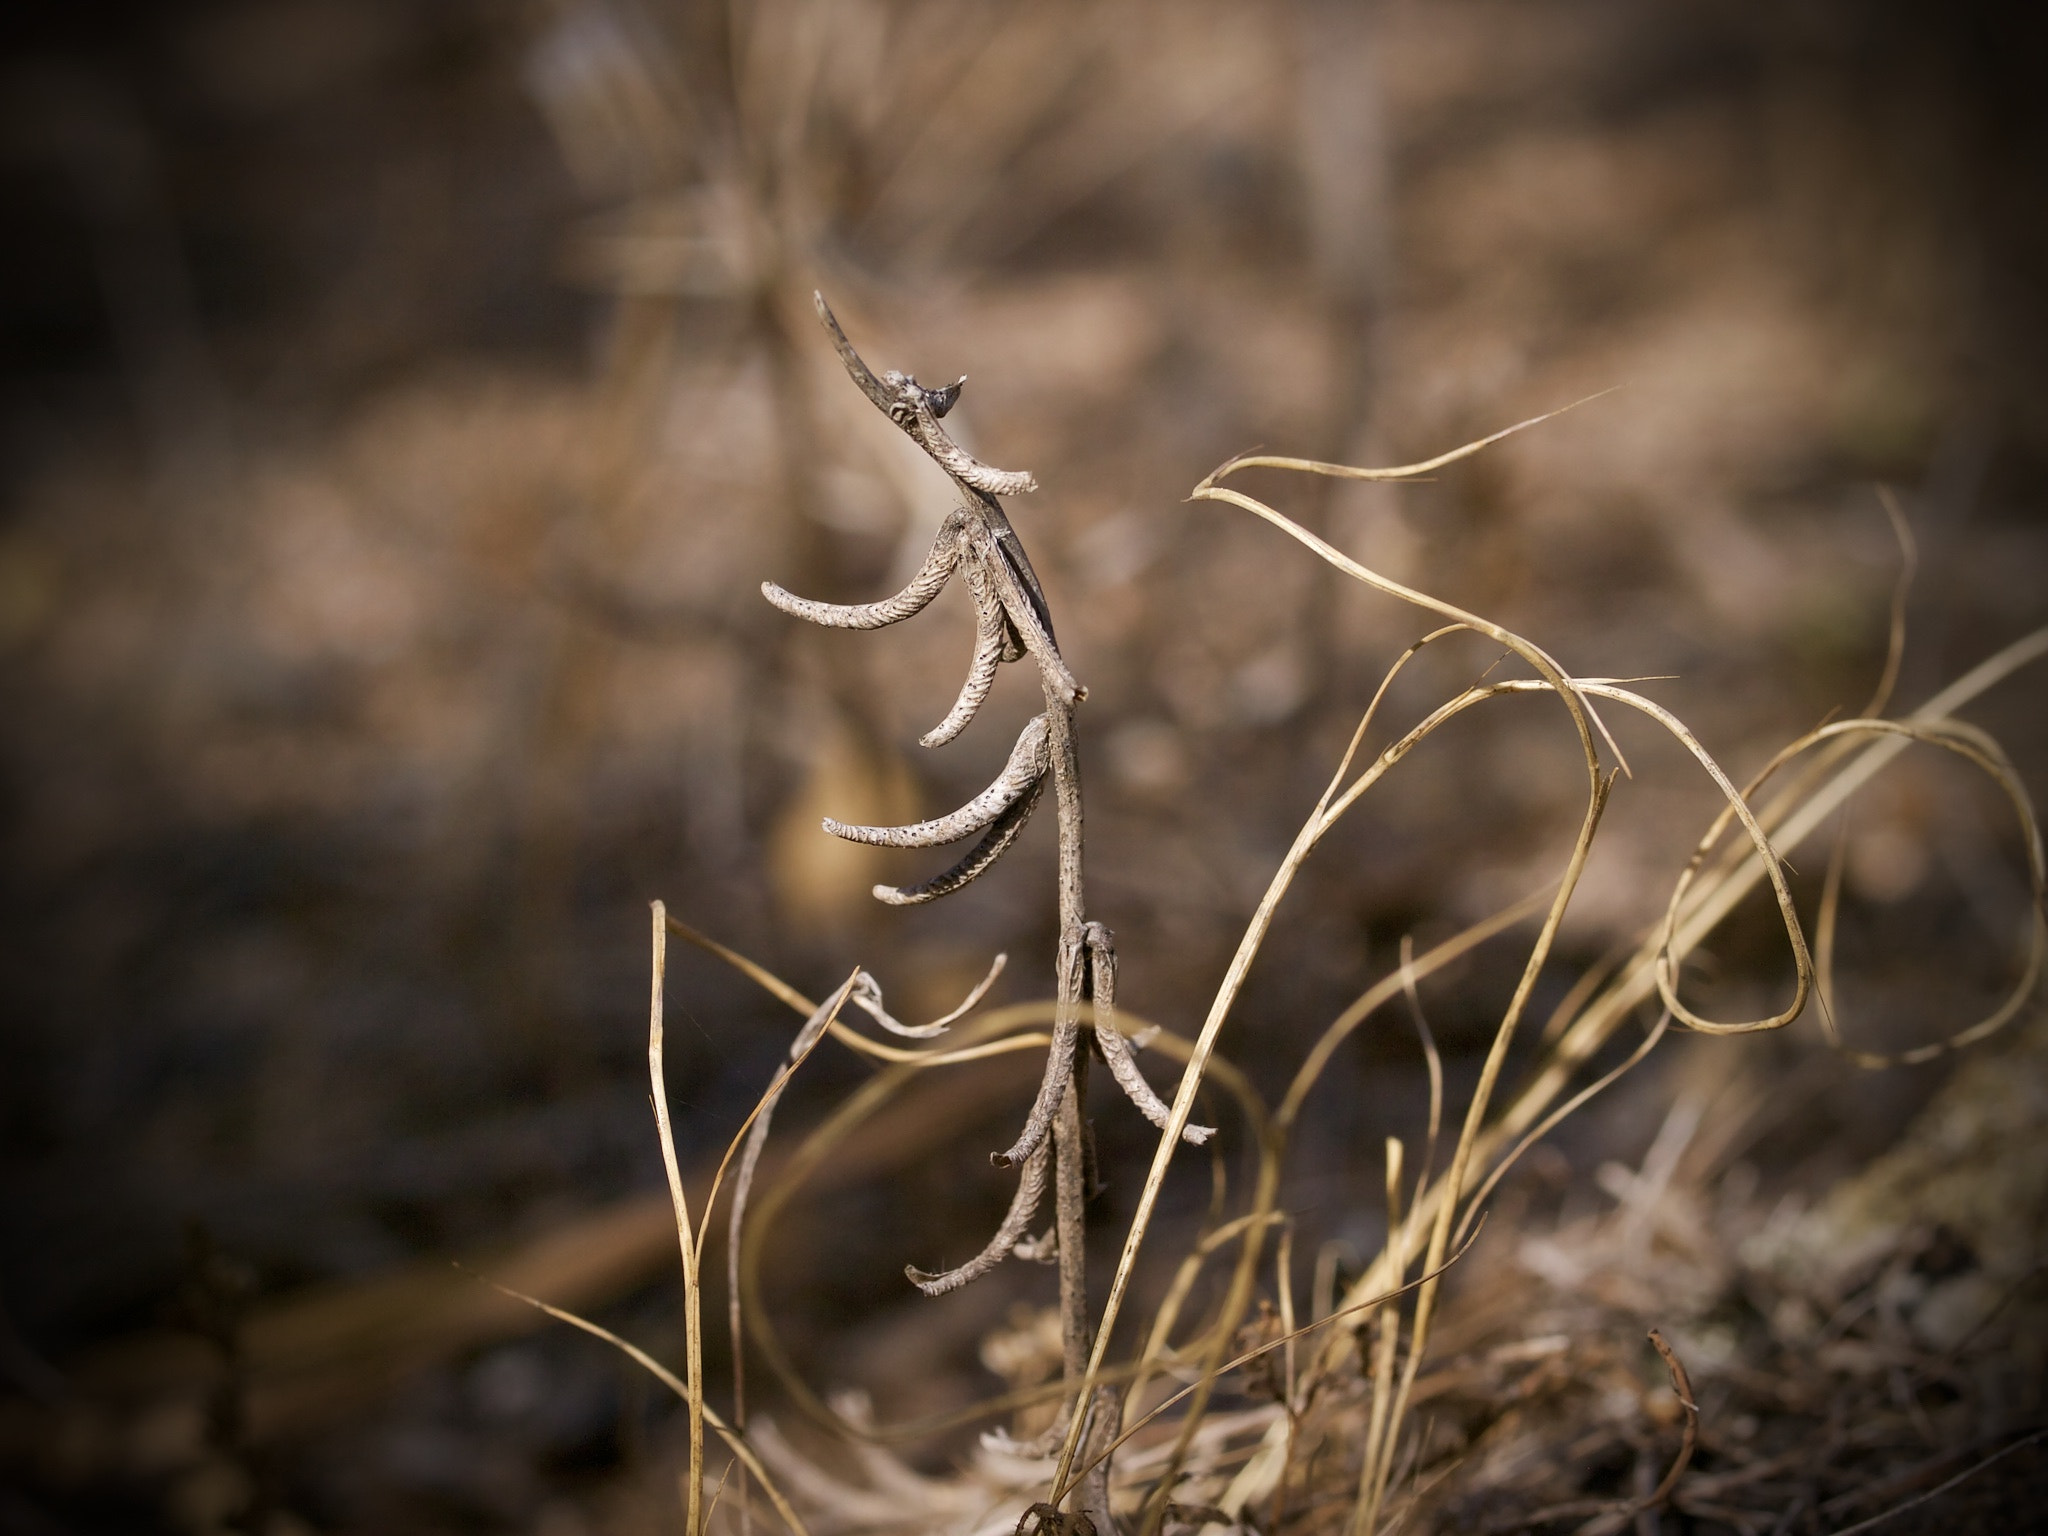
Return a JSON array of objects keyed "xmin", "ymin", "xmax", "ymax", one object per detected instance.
[
  {"xmin": 470, "ymin": 1274, "xmax": 811, "ymax": 1536},
  {"xmin": 648, "ymin": 902, "xmax": 707, "ymax": 1534},
  {"xmin": 1450, "ymin": 1009, "xmax": 1670, "ymax": 1251},
  {"xmin": 1201, "ymin": 390, "xmax": 1617, "ymax": 485},
  {"xmin": 662, "ymin": 910, "xmax": 1027, "ymax": 1063},
  {"xmin": 1863, "ymin": 486, "xmax": 1920, "ymax": 719},
  {"xmin": 1061, "ymin": 1220, "xmax": 1487, "ymax": 1503},
  {"xmin": 1458, "ymin": 627, "xmax": 2048, "ymax": 1249},
  {"xmin": 725, "ymin": 971, "xmax": 859, "ymax": 1428}
]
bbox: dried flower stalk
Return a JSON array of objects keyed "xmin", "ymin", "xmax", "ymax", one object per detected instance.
[{"xmin": 762, "ymin": 294, "xmax": 1211, "ymax": 1518}]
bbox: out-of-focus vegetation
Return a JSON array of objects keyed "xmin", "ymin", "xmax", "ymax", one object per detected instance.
[{"xmin": 2, "ymin": 2, "xmax": 2044, "ymax": 1531}]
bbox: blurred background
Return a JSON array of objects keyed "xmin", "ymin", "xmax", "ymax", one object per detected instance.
[{"xmin": 3, "ymin": 1, "xmax": 2045, "ymax": 1531}]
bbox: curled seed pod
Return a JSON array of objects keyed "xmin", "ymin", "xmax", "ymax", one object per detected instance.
[
  {"xmin": 992, "ymin": 931, "xmax": 1090, "ymax": 1171},
  {"xmin": 920, "ymin": 561, "xmax": 1010, "ymax": 749},
  {"xmin": 906, "ymin": 1139, "xmax": 1051, "ymax": 1296},
  {"xmin": 1083, "ymin": 924, "xmax": 1212, "ymax": 1145},
  {"xmin": 871, "ymin": 777, "xmax": 1045, "ymax": 907},
  {"xmin": 825, "ymin": 715, "xmax": 1049, "ymax": 849},
  {"xmin": 761, "ymin": 511, "xmax": 968, "ymax": 630}
]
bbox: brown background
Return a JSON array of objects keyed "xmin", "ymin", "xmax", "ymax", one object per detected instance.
[{"xmin": 2, "ymin": 1, "xmax": 2045, "ymax": 1531}]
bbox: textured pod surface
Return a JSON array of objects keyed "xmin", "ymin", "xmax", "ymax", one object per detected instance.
[
  {"xmin": 903, "ymin": 404, "xmax": 1039, "ymax": 499},
  {"xmin": 1083, "ymin": 926, "xmax": 1213, "ymax": 1145},
  {"xmin": 814, "ymin": 292, "xmax": 1038, "ymax": 499},
  {"xmin": 870, "ymin": 776, "xmax": 1046, "ymax": 906},
  {"xmin": 824, "ymin": 714, "xmax": 1048, "ymax": 848},
  {"xmin": 905, "ymin": 1138, "xmax": 1051, "ymax": 1297},
  {"xmin": 919, "ymin": 560, "xmax": 1010, "ymax": 748},
  {"xmin": 760, "ymin": 511, "xmax": 967, "ymax": 630}
]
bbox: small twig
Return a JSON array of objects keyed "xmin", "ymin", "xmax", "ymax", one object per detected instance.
[
  {"xmin": 1642, "ymin": 1330, "xmax": 1700, "ymax": 1510},
  {"xmin": 1821, "ymin": 1426, "xmax": 2047, "ymax": 1536}
]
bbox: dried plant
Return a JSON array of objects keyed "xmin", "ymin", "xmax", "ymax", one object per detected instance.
[
  {"xmin": 751, "ymin": 293, "xmax": 1219, "ymax": 1522},
  {"xmin": 564, "ymin": 333, "xmax": 2043, "ymax": 1536}
]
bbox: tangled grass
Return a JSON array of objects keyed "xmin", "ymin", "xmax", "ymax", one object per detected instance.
[{"xmin": 522, "ymin": 389, "xmax": 2046, "ymax": 1534}]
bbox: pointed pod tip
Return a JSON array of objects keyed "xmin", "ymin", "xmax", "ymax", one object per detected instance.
[{"xmin": 813, "ymin": 292, "xmax": 847, "ymax": 343}]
